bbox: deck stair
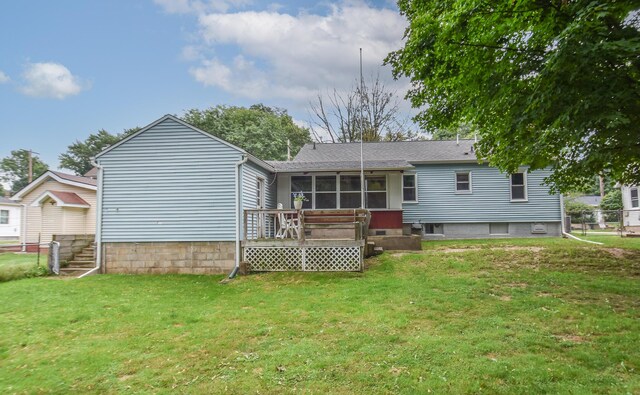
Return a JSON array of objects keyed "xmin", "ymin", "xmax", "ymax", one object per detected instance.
[{"xmin": 60, "ymin": 244, "xmax": 96, "ymax": 277}]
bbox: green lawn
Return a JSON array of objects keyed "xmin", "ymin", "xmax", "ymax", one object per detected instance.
[
  {"xmin": 0, "ymin": 252, "xmax": 45, "ymax": 282},
  {"xmin": 1, "ymin": 238, "xmax": 639, "ymax": 393}
]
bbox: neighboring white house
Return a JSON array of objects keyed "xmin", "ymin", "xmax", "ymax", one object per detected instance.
[
  {"xmin": 621, "ymin": 185, "xmax": 640, "ymax": 228},
  {"xmin": 0, "ymin": 197, "xmax": 21, "ymax": 240}
]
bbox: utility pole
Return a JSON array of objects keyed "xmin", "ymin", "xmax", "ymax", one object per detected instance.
[{"xmin": 28, "ymin": 150, "xmax": 33, "ymax": 183}]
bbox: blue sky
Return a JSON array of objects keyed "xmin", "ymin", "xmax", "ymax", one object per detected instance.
[{"xmin": 0, "ymin": 0, "xmax": 410, "ymax": 172}]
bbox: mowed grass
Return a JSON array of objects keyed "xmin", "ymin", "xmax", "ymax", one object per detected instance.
[
  {"xmin": 1, "ymin": 238, "xmax": 639, "ymax": 394},
  {"xmin": 0, "ymin": 252, "xmax": 45, "ymax": 282}
]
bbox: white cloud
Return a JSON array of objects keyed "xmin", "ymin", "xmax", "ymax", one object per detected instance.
[
  {"xmin": 186, "ymin": 1, "xmax": 408, "ymax": 102},
  {"xmin": 154, "ymin": 0, "xmax": 250, "ymax": 14},
  {"xmin": 0, "ymin": 70, "xmax": 9, "ymax": 84},
  {"xmin": 19, "ymin": 62, "xmax": 87, "ymax": 99}
]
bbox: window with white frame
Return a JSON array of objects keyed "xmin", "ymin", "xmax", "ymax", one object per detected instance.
[
  {"xmin": 455, "ymin": 171, "xmax": 471, "ymax": 193},
  {"xmin": 366, "ymin": 176, "xmax": 387, "ymax": 209},
  {"xmin": 290, "ymin": 175, "xmax": 313, "ymax": 209},
  {"xmin": 0, "ymin": 210, "xmax": 8, "ymax": 225},
  {"xmin": 289, "ymin": 174, "xmax": 388, "ymax": 209},
  {"xmin": 510, "ymin": 172, "xmax": 527, "ymax": 201},
  {"xmin": 631, "ymin": 187, "xmax": 639, "ymax": 208},
  {"xmin": 403, "ymin": 174, "xmax": 417, "ymax": 202},
  {"xmin": 315, "ymin": 175, "xmax": 337, "ymax": 209},
  {"xmin": 340, "ymin": 175, "xmax": 361, "ymax": 209}
]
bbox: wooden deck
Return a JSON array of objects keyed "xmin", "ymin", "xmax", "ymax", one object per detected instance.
[{"xmin": 242, "ymin": 209, "xmax": 370, "ymax": 272}]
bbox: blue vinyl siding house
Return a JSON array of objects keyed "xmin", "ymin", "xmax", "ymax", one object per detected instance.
[
  {"xmin": 94, "ymin": 115, "xmax": 562, "ymax": 274},
  {"xmin": 94, "ymin": 115, "xmax": 276, "ymax": 274}
]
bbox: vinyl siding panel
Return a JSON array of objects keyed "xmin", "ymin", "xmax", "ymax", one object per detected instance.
[
  {"xmin": 242, "ymin": 161, "xmax": 276, "ymax": 238},
  {"xmin": 98, "ymin": 118, "xmax": 243, "ymax": 242},
  {"xmin": 402, "ymin": 164, "xmax": 561, "ymax": 223}
]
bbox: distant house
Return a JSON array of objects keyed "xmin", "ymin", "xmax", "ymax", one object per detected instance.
[
  {"xmin": 621, "ymin": 185, "xmax": 640, "ymax": 228},
  {"xmin": 0, "ymin": 197, "xmax": 21, "ymax": 240},
  {"xmin": 93, "ymin": 114, "xmax": 562, "ymax": 275},
  {"xmin": 10, "ymin": 171, "xmax": 97, "ymax": 248},
  {"xmin": 571, "ymin": 195, "xmax": 605, "ymax": 226}
]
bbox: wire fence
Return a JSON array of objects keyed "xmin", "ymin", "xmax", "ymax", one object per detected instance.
[{"xmin": 565, "ymin": 209, "xmax": 639, "ymax": 237}]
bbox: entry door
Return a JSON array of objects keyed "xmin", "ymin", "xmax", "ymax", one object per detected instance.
[
  {"xmin": 256, "ymin": 178, "xmax": 265, "ymax": 209},
  {"xmin": 256, "ymin": 178, "xmax": 266, "ymax": 238}
]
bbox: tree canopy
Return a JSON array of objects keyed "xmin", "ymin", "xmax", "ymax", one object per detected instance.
[
  {"xmin": 59, "ymin": 128, "xmax": 140, "ymax": 175},
  {"xmin": 1, "ymin": 150, "xmax": 49, "ymax": 194},
  {"xmin": 387, "ymin": 1, "xmax": 640, "ymax": 192},
  {"xmin": 182, "ymin": 104, "xmax": 311, "ymax": 161},
  {"xmin": 309, "ymin": 75, "xmax": 419, "ymax": 142}
]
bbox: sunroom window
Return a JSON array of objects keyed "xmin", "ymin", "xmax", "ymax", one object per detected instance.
[
  {"xmin": 366, "ymin": 176, "xmax": 387, "ymax": 209},
  {"xmin": 340, "ymin": 175, "xmax": 361, "ymax": 209},
  {"xmin": 315, "ymin": 175, "xmax": 337, "ymax": 209},
  {"xmin": 290, "ymin": 175, "xmax": 313, "ymax": 209}
]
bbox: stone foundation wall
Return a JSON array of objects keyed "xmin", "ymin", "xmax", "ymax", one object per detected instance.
[{"xmin": 103, "ymin": 241, "xmax": 235, "ymax": 274}]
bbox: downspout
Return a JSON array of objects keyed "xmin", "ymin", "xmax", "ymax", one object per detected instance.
[
  {"xmin": 228, "ymin": 155, "xmax": 249, "ymax": 279},
  {"xmin": 79, "ymin": 160, "xmax": 103, "ymax": 278},
  {"xmin": 560, "ymin": 193, "xmax": 604, "ymax": 245}
]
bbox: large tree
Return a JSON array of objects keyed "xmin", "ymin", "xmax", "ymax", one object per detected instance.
[
  {"xmin": 182, "ymin": 104, "xmax": 311, "ymax": 161},
  {"xmin": 59, "ymin": 128, "xmax": 139, "ymax": 175},
  {"xmin": 387, "ymin": 1, "xmax": 640, "ymax": 192},
  {"xmin": 309, "ymin": 75, "xmax": 419, "ymax": 142},
  {"xmin": 1, "ymin": 150, "xmax": 49, "ymax": 194}
]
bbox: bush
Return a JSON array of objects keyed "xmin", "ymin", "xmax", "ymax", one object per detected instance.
[
  {"xmin": 600, "ymin": 190, "xmax": 623, "ymax": 211},
  {"xmin": 565, "ymin": 199, "xmax": 596, "ymax": 223},
  {"xmin": 0, "ymin": 254, "xmax": 49, "ymax": 282}
]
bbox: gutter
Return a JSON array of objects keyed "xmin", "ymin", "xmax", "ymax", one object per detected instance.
[
  {"xmin": 79, "ymin": 160, "xmax": 103, "ymax": 278},
  {"xmin": 229, "ymin": 155, "xmax": 249, "ymax": 279}
]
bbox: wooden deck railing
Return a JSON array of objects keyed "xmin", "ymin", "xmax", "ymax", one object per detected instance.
[{"xmin": 243, "ymin": 209, "xmax": 371, "ymax": 243}]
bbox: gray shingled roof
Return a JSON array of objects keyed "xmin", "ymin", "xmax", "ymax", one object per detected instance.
[
  {"xmin": 0, "ymin": 196, "xmax": 19, "ymax": 204},
  {"xmin": 268, "ymin": 160, "xmax": 414, "ymax": 172},
  {"xmin": 573, "ymin": 195, "xmax": 602, "ymax": 206},
  {"xmin": 292, "ymin": 140, "xmax": 477, "ymax": 164},
  {"xmin": 50, "ymin": 171, "xmax": 97, "ymax": 187}
]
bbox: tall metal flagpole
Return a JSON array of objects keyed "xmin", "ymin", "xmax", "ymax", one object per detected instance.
[{"xmin": 359, "ymin": 48, "xmax": 365, "ymax": 209}]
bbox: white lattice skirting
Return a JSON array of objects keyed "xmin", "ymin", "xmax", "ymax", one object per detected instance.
[{"xmin": 244, "ymin": 246, "xmax": 362, "ymax": 272}]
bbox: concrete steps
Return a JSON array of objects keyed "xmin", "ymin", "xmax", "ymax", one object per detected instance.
[{"xmin": 62, "ymin": 244, "xmax": 96, "ymax": 277}]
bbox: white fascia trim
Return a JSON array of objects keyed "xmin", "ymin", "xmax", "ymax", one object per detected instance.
[
  {"xmin": 12, "ymin": 171, "xmax": 96, "ymax": 200},
  {"xmin": 95, "ymin": 114, "xmax": 249, "ymax": 159},
  {"xmin": 247, "ymin": 154, "xmax": 276, "ymax": 172},
  {"xmin": 30, "ymin": 191, "xmax": 90, "ymax": 208}
]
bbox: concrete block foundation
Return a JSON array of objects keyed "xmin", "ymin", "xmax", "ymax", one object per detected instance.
[{"xmin": 103, "ymin": 241, "xmax": 235, "ymax": 274}]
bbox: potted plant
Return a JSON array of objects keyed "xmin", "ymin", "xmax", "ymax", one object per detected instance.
[{"xmin": 292, "ymin": 192, "xmax": 308, "ymax": 210}]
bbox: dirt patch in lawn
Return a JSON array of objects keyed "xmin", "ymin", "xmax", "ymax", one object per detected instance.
[
  {"xmin": 605, "ymin": 248, "xmax": 629, "ymax": 259},
  {"xmin": 389, "ymin": 246, "xmax": 544, "ymax": 257}
]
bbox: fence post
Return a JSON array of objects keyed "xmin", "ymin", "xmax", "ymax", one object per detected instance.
[{"xmin": 619, "ymin": 209, "xmax": 624, "ymax": 237}]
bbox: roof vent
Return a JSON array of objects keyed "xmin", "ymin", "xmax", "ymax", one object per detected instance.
[{"xmin": 313, "ymin": 142, "xmax": 316, "ymax": 150}]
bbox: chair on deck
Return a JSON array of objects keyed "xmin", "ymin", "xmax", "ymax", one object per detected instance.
[{"xmin": 276, "ymin": 203, "xmax": 300, "ymax": 239}]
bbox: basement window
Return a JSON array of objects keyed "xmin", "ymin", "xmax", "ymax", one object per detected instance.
[
  {"xmin": 490, "ymin": 223, "xmax": 509, "ymax": 235},
  {"xmin": 424, "ymin": 223, "xmax": 443, "ymax": 235}
]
